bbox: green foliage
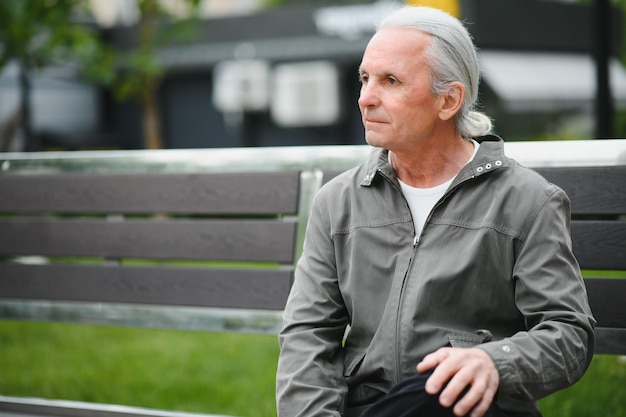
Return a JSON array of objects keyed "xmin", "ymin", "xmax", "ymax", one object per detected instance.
[
  {"xmin": 0, "ymin": 0, "xmax": 202, "ymax": 149},
  {"xmin": 0, "ymin": 0, "xmax": 117, "ymax": 148},
  {"xmin": 0, "ymin": 0, "xmax": 101, "ymax": 70},
  {"xmin": 0, "ymin": 0, "xmax": 112, "ymax": 150},
  {"xmin": 0, "ymin": 0, "xmax": 202, "ymax": 100}
]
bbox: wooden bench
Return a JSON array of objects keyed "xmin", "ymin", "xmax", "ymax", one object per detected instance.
[{"xmin": 0, "ymin": 139, "xmax": 625, "ymax": 417}]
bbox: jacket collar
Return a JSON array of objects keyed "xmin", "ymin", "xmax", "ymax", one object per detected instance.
[{"xmin": 360, "ymin": 134, "xmax": 508, "ymax": 187}]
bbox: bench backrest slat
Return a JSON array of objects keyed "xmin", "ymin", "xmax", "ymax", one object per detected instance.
[
  {"xmin": 0, "ymin": 263, "xmax": 291, "ymax": 310},
  {"xmin": 585, "ymin": 278, "xmax": 626, "ymax": 329},
  {"xmin": 534, "ymin": 166, "xmax": 626, "ymax": 215},
  {"xmin": 0, "ymin": 218, "xmax": 297, "ymax": 263},
  {"xmin": 593, "ymin": 328, "xmax": 626, "ymax": 356},
  {"xmin": 0, "ymin": 172, "xmax": 300, "ymax": 215},
  {"xmin": 572, "ymin": 222, "xmax": 626, "ymax": 270}
]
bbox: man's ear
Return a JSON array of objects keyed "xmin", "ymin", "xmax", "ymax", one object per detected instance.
[{"xmin": 439, "ymin": 81, "xmax": 465, "ymax": 121}]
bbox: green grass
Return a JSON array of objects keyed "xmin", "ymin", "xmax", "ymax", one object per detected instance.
[
  {"xmin": 538, "ymin": 354, "xmax": 626, "ymax": 417},
  {"xmin": 1, "ymin": 320, "xmax": 625, "ymax": 417},
  {"xmin": 0, "ymin": 320, "xmax": 280, "ymax": 417}
]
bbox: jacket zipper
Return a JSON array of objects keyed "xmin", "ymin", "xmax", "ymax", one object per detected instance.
[
  {"xmin": 379, "ymin": 168, "xmax": 478, "ymax": 384},
  {"xmin": 377, "ymin": 168, "xmax": 419, "ymax": 384}
]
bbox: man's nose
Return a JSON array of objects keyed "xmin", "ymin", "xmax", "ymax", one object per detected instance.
[{"xmin": 358, "ymin": 83, "xmax": 379, "ymax": 108}]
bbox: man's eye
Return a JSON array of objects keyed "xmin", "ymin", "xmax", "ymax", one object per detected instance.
[
  {"xmin": 359, "ymin": 75, "xmax": 368, "ymax": 84},
  {"xmin": 388, "ymin": 77, "xmax": 397, "ymax": 85}
]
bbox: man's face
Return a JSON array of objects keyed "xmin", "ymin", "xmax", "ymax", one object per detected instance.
[{"xmin": 358, "ymin": 28, "xmax": 444, "ymax": 152}]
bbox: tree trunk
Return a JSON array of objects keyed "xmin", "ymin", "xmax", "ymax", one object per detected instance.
[
  {"xmin": 143, "ymin": 90, "xmax": 163, "ymax": 149},
  {"xmin": 19, "ymin": 60, "xmax": 37, "ymax": 151},
  {"xmin": 139, "ymin": 0, "xmax": 163, "ymax": 149}
]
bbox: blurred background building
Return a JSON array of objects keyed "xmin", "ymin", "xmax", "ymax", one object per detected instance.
[{"xmin": 0, "ymin": 0, "xmax": 624, "ymax": 151}]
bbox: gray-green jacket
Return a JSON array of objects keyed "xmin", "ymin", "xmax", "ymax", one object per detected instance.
[{"xmin": 276, "ymin": 136, "xmax": 596, "ymax": 417}]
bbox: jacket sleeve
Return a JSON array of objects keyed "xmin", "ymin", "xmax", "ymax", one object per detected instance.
[
  {"xmin": 276, "ymin": 189, "xmax": 350, "ymax": 417},
  {"xmin": 478, "ymin": 187, "xmax": 596, "ymax": 401}
]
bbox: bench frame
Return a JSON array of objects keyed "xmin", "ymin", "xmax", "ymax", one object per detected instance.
[{"xmin": 1, "ymin": 139, "xmax": 625, "ymax": 416}]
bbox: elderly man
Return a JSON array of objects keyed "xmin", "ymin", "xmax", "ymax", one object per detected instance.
[{"xmin": 276, "ymin": 6, "xmax": 595, "ymax": 417}]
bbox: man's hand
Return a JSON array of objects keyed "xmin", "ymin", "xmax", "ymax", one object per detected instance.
[{"xmin": 416, "ymin": 347, "xmax": 499, "ymax": 417}]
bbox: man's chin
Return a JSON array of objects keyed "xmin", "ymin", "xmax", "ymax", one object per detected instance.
[{"xmin": 365, "ymin": 136, "xmax": 386, "ymax": 149}]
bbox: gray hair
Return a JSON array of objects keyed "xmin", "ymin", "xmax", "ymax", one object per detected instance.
[{"xmin": 378, "ymin": 6, "xmax": 492, "ymax": 138}]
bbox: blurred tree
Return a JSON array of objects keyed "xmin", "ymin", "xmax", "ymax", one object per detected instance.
[
  {"xmin": 112, "ymin": 0, "xmax": 201, "ymax": 149},
  {"xmin": 0, "ymin": 0, "xmax": 111, "ymax": 151},
  {"xmin": 0, "ymin": 0, "xmax": 201, "ymax": 151}
]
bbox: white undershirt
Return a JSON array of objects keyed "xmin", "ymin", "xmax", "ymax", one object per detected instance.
[{"xmin": 398, "ymin": 139, "xmax": 479, "ymax": 239}]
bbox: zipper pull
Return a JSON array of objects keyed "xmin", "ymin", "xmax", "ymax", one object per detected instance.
[{"xmin": 413, "ymin": 235, "xmax": 419, "ymax": 246}]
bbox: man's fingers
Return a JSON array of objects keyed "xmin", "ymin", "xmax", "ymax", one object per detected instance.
[
  {"xmin": 462, "ymin": 382, "xmax": 498, "ymax": 417},
  {"xmin": 449, "ymin": 375, "xmax": 489, "ymax": 416},
  {"xmin": 467, "ymin": 394, "xmax": 496, "ymax": 417},
  {"xmin": 417, "ymin": 347, "xmax": 500, "ymax": 417},
  {"xmin": 416, "ymin": 348, "xmax": 450, "ymax": 373},
  {"xmin": 446, "ymin": 362, "xmax": 499, "ymax": 417},
  {"xmin": 417, "ymin": 348, "xmax": 454, "ymax": 394},
  {"xmin": 438, "ymin": 368, "xmax": 474, "ymax": 408}
]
